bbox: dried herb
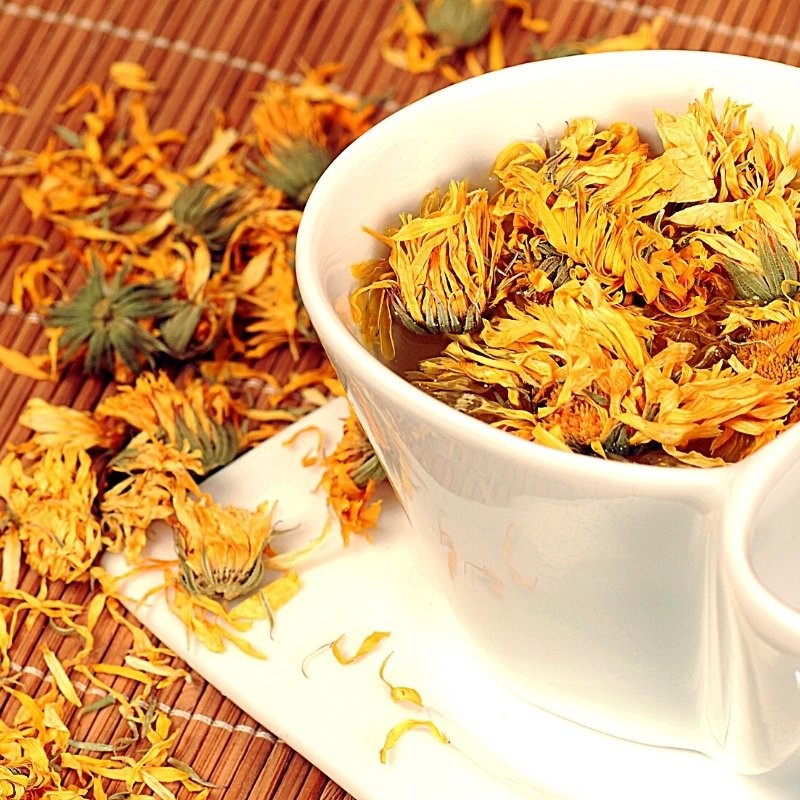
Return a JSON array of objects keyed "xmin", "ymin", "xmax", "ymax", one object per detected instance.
[
  {"xmin": 46, "ymin": 252, "xmax": 179, "ymax": 375},
  {"xmin": 354, "ymin": 92, "xmax": 800, "ymax": 467}
]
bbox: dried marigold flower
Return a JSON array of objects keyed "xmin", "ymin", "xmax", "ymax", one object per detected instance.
[
  {"xmin": 171, "ymin": 180, "xmax": 248, "ymax": 254},
  {"xmin": 731, "ymin": 318, "xmax": 800, "ymax": 383},
  {"xmin": 172, "ymin": 492, "xmax": 275, "ymax": 601},
  {"xmin": 0, "ymin": 447, "xmax": 103, "ymax": 583},
  {"xmin": 94, "ymin": 371, "xmax": 246, "ymax": 559},
  {"xmin": 612, "ymin": 340, "xmax": 800, "ymax": 462},
  {"xmin": 46, "ymin": 251, "xmax": 180, "ymax": 375},
  {"xmin": 96, "ymin": 370, "xmax": 244, "ymax": 475},
  {"xmin": 224, "ymin": 208, "xmax": 314, "ymax": 360},
  {"xmin": 381, "ymin": 0, "xmax": 547, "ymax": 79},
  {"xmin": 100, "ymin": 438, "xmax": 205, "ymax": 561},
  {"xmin": 355, "ymin": 180, "xmax": 503, "ymax": 344},
  {"xmin": 321, "ymin": 409, "xmax": 386, "ymax": 543},
  {"xmin": 540, "ymin": 391, "xmax": 608, "ymax": 450},
  {"xmin": 250, "ymin": 81, "xmax": 333, "ymax": 205},
  {"xmin": 721, "ymin": 226, "xmax": 800, "ymax": 304},
  {"xmin": 380, "ymin": 0, "xmax": 454, "ymax": 74}
]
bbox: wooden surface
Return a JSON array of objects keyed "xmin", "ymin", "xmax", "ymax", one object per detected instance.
[{"xmin": 2, "ymin": 1, "xmax": 800, "ymax": 799}]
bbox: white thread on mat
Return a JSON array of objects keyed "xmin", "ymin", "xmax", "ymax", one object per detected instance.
[
  {"xmin": 154, "ymin": 703, "xmax": 278, "ymax": 740},
  {"xmin": 9, "ymin": 662, "xmax": 116, "ymax": 698},
  {"xmin": 580, "ymin": 0, "xmax": 800, "ymax": 53},
  {"xmin": 0, "ymin": 1, "xmax": 363, "ymax": 98},
  {"xmin": 7, "ymin": 658, "xmax": 278, "ymax": 741},
  {"xmin": 0, "ymin": 300, "xmax": 44, "ymax": 326},
  {"xmin": 2, "ymin": 0, "xmax": 799, "ymax": 68},
  {"xmin": 0, "ymin": 1, "xmax": 398, "ymax": 326}
]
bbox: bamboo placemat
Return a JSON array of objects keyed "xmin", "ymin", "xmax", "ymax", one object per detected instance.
[{"xmin": 2, "ymin": 1, "xmax": 800, "ymax": 798}]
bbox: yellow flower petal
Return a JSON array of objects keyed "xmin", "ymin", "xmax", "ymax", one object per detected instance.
[
  {"xmin": 41, "ymin": 645, "xmax": 82, "ymax": 707},
  {"xmin": 0, "ymin": 344, "xmax": 53, "ymax": 381},
  {"xmin": 379, "ymin": 718, "xmax": 449, "ymax": 763},
  {"xmin": 331, "ymin": 630, "xmax": 391, "ymax": 664},
  {"xmin": 1, "ymin": 529, "xmax": 21, "ymax": 590},
  {"xmin": 229, "ymin": 572, "xmax": 302, "ymax": 622},
  {"xmin": 109, "ymin": 61, "xmax": 155, "ymax": 93},
  {"xmin": 379, "ymin": 654, "xmax": 424, "ymax": 707}
]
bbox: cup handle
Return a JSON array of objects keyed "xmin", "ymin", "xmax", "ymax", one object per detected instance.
[{"xmin": 708, "ymin": 438, "xmax": 800, "ymax": 774}]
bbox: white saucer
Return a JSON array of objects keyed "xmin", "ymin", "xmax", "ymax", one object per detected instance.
[{"xmin": 101, "ymin": 398, "xmax": 800, "ymax": 800}]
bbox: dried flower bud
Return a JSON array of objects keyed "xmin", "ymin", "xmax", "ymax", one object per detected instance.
[
  {"xmin": 424, "ymin": 0, "xmax": 497, "ymax": 48},
  {"xmin": 254, "ymin": 139, "xmax": 332, "ymax": 205},
  {"xmin": 356, "ymin": 180, "xmax": 501, "ymax": 340},
  {"xmin": 102, "ymin": 371, "xmax": 243, "ymax": 476},
  {"xmin": 321, "ymin": 409, "xmax": 386, "ymax": 543},
  {"xmin": 722, "ymin": 226, "xmax": 800, "ymax": 303},
  {"xmin": 250, "ymin": 80, "xmax": 334, "ymax": 205},
  {"xmin": 173, "ymin": 494, "xmax": 274, "ymax": 601},
  {"xmin": 46, "ymin": 252, "xmax": 179, "ymax": 375},
  {"xmin": 159, "ymin": 300, "xmax": 213, "ymax": 360},
  {"xmin": 172, "ymin": 181, "xmax": 246, "ymax": 252}
]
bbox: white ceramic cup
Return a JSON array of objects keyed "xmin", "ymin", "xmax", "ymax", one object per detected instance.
[{"xmin": 296, "ymin": 50, "xmax": 800, "ymax": 775}]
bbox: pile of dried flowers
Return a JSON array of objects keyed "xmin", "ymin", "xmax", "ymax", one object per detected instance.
[
  {"xmin": 0, "ymin": 61, "xmax": 386, "ymax": 798},
  {"xmin": 1, "ymin": 577, "xmax": 209, "ymax": 799},
  {"xmin": 353, "ymin": 92, "xmax": 800, "ymax": 467},
  {"xmin": 0, "ymin": 59, "xmax": 386, "ymax": 577},
  {"xmin": 0, "ymin": 6, "xmax": 677, "ymax": 793}
]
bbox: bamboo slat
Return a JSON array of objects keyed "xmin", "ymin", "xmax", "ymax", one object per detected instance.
[{"xmin": 2, "ymin": 2, "xmax": 800, "ymax": 799}]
